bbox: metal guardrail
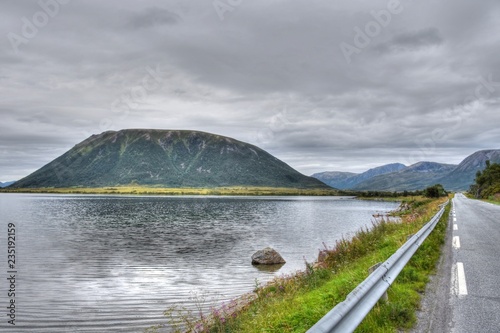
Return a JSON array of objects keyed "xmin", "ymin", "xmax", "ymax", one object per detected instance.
[{"xmin": 307, "ymin": 200, "xmax": 449, "ymax": 333}]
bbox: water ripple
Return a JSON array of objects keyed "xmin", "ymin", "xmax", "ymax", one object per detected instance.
[{"xmin": 0, "ymin": 194, "xmax": 398, "ymax": 332}]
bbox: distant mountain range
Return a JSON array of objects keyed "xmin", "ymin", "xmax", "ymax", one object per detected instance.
[
  {"xmin": 0, "ymin": 181, "xmax": 15, "ymax": 188},
  {"xmin": 312, "ymin": 163, "xmax": 405, "ymax": 189},
  {"xmin": 351, "ymin": 162, "xmax": 458, "ymax": 191},
  {"xmin": 9, "ymin": 129, "xmax": 330, "ymax": 190},
  {"xmin": 313, "ymin": 149, "xmax": 500, "ymax": 191}
]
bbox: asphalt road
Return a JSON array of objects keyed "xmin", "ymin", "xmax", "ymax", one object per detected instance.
[
  {"xmin": 449, "ymin": 193, "xmax": 500, "ymax": 332},
  {"xmin": 413, "ymin": 194, "xmax": 500, "ymax": 333}
]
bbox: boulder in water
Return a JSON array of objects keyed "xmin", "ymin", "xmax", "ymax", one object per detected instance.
[{"xmin": 251, "ymin": 247, "xmax": 286, "ymax": 265}]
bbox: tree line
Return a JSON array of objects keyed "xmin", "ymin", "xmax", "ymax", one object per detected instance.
[
  {"xmin": 340, "ymin": 184, "xmax": 447, "ymax": 198},
  {"xmin": 469, "ymin": 160, "xmax": 500, "ymax": 200}
]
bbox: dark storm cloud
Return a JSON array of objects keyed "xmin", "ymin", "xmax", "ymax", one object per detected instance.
[
  {"xmin": 392, "ymin": 28, "xmax": 443, "ymax": 48},
  {"xmin": 375, "ymin": 27, "xmax": 443, "ymax": 53},
  {"xmin": 1, "ymin": 0, "xmax": 500, "ymax": 181},
  {"xmin": 127, "ymin": 7, "xmax": 182, "ymax": 29}
]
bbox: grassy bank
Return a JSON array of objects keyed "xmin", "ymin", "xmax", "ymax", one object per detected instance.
[
  {"xmin": 162, "ymin": 196, "xmax": 450, "ymax": 333},
  {"xmin": 0, "ymin": 186, "xmax": 339, "ymax": 196},
  {"xmin": 484, "ymin": 197, "xmax": 500, "ymax": 205},
  {"xmin": 465, "ymin": 192, "xmax": 500, "ymax": 205}
]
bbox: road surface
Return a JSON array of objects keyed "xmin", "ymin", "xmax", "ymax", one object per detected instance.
[{"xmin": 413, "ymin": 193, "xmax": 500, "ymax": 332}]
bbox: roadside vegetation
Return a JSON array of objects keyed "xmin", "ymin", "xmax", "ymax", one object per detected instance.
[
  {"xmin": 340, "ymin": 185, "xmax": 447, "ymax": 199},
  {"xmin": 469, "ymin": 160, "xmax": 500, "ymax": 203},
  {"xmin": 157, "ymin": 195, "xmax": 450, "ymax": 333},
  {"xmin": 0, "ymin": 186, "xmax": 338, "ymax": 196},
  {"xmin": 423, "ymin": 184, "xmax": 447, "ymax": 198},
  {"xmin": 339, "ymin": 189, "xmax": 425, "ymax": 198}
]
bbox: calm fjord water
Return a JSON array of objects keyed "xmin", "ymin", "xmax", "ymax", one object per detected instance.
[{"xmin": 0, "ymin": 194, "xmax": 398, "ymax": 332}]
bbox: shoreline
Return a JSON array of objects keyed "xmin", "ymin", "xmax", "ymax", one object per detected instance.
[
  {"xmin": 156, "ymin": 196, "xmax": 449, "ymax": 332},
  {"xmin": 0, "ymin": 186, "xmax": 340, "ymax": 196}
]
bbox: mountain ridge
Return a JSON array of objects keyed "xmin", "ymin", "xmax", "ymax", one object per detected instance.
[
  {"xmin": 352, "ymin": 162, "xmax": 457, "ymax": 191},
  {"xmin": 438, "ymin": 149, "xmax": 500, "ymax": 190},
  {"xmin": 313, "ymin": 163, "xmax": 405, "ymax": 189},
  {"xmin": 312, "ymin": 150, "xmax": 500, "ymax": 192},
  {"xmin": 11, "ymin": 129, "xmax": 331, "ymax": 190},
  {"xmin": 0, "ymin": 181, "xmax": 16, "ymax": 188}
]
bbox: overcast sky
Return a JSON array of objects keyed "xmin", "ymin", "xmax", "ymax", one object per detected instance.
[{"xmin": 1, "ymin": 0, "xmax": 500, "ymax": 181}]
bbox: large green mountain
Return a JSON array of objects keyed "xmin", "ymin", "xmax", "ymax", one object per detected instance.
[{"xmin": 11, "ymin": 129, "xmax": 331, "ymax": 189}]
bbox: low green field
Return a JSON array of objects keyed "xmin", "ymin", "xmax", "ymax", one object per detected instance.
[
  {"xmin": 159, "ymin": 196, "xmax": 450, "ymax": 333},
  {"xmin": 1, "ymin": 186, "xmax": 339, "ymax": 196}
]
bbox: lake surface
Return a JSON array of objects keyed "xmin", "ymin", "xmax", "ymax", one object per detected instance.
[{"xmin": 0, "ymin": 194, "xmax": 399, "ymax": 332}]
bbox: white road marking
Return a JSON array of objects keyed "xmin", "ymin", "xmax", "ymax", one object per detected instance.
[
  {"xmin": 453, "ymin": 217, "xmax": 457, "ymax": 222},
  {"xmin": 453, "ymin": 224, "xmax": 458, "ymax": 230},
  {"xmin": 456, "ymin": 263, "xmax": 468, "ymax": 295},
  {"xmin": 451, "ymin": 263, "xmax": 469, "ymax": 296},
  {"xmin": 453, "ymin": 236, "xmax": 461, "ymax": 249}
]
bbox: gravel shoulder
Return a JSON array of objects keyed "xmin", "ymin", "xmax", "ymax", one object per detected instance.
[{"xmin": 410, "ymin": 208, "xmax": 454, "ymax": 333}]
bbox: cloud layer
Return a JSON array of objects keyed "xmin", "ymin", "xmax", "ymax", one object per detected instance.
[{"xmin": 1, "ymin": 0, "xmax": 500, "ymax": 180}]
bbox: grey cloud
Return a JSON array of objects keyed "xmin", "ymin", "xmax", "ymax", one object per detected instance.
[
  {"xmin": 1, "ymin": 0, "xmax": 500, "ymax": 180},
  {"xmin": 127, "ymin": 7, "xmax": 182, "ymax": 29},
  {"xmin": 393, "ymin": 28, "xmax": 443, "ymax": 47},
  {"xmin": 375, "ymin": 27, "xmax": 443, "ymax": 53}
]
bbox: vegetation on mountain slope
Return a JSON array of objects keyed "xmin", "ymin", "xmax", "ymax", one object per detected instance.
[
  {"xmin": 312, "ymin": 163, "xmax": 405, "ymax": 189},
  {"xmin": 9, "ymin": 129, "xmax": 331, "ymax": 190},
  {"xmin": 352, "ymin": 162, "xmax": 457, "ymax": 192},
  {"xmin": 439, "ymin": 149, "xmax": 500, "ymax": 191},
  {"xmin": 469, "ymin": 160, "xmax": 500, "ymax": 201},
  {"xmin": 313, "ymin": 150, "xmax": 500, "ymax": 192}
]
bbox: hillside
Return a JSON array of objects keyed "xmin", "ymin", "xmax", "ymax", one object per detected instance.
[
  {"xmin": 10, "ymin": 129, "xmax": 331, "ymax": 190},
  {"xmin": 311, "ymin": 171, "xmax": 357, "ymax": 189},
  {"xmin": 439, "ymin": 149, "xmax": 500, "ymax": 191},
  {"xmin": 312, "ymin": 163, "xmax": 406, "ymax": 189},
  {"xmin": 352, "ymin": 162, "xmax": 457, "ymax": 191},
  {"xmin": 314, "ymin": 150, "xmax": 500, "ymax": 192},
  {"xmin": 469, "ymin": 160, "xmax": 500, "ymax": 199}
]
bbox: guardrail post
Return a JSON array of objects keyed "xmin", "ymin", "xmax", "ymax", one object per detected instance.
[{"xmin": 368, "ymin": 263, "xmax": 388, "ymax": 301}]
